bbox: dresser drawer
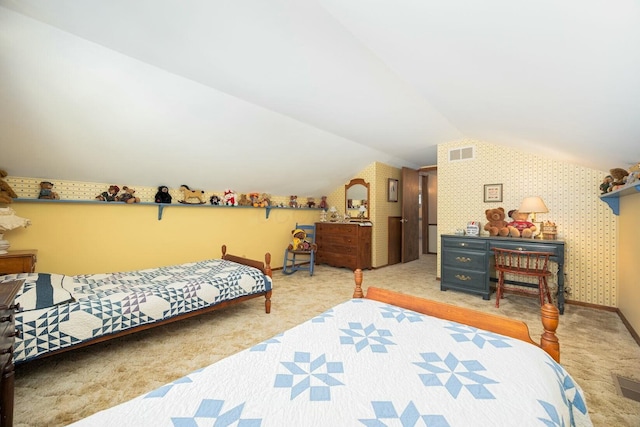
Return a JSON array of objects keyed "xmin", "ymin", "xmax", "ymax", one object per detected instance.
[
  {"xmin": 442, "ymin": 249, "xmax": 487, "ymax": 270},
  {"xmin": 441, "ymin": 267, "xmax": 487, "ymax": 291},
  {"xmin": 442, "ymin": 237, "xmax": 486, "ymax": 251}
]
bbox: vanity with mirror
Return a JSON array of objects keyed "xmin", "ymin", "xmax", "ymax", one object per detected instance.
[
  {"xmin": 315, "ymin": 178, "xmax": 372, "ymax": 271},
  {"xmin": 345, "ymin": 178, "xmax": 369, "ymax": 220}
]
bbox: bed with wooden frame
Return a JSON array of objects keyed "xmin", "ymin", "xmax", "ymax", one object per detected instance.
[
  {"xmin": 66, "ymin": 269, "xmax": 591, "ymax": 426},
  {"xmin": 0, "ymin": 245, "xmax": 272, "ymax": 365}
]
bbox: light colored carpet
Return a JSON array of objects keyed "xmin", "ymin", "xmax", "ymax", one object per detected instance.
[{"xmin": 13, "ymin": 255, "xmax": 640, "ymax": 426}]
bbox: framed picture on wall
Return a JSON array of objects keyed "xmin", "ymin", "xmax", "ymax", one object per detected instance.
[
  {"xmin": 484, "ymin": 183, "xmax": 503, "ymax": 202},
  {"xmin": 388, "ymin": 178, "xmax": 398, "ymax": 202}
]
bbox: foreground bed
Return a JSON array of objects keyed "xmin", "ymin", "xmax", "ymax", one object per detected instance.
[
  {"xmin": 0, "ymin": 245, "xmax": 272, "ymax": 364},
  {"xmin": 68, "ymin": 269, "xmax": 591, "ymax": 426}
]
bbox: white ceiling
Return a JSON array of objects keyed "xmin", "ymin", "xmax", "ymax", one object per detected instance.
[{"xmin": 1, "ymin": 0, "xmax": 639, "ymax": 196}]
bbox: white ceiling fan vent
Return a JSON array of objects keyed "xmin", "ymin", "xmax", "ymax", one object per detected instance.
[{"xmin": 448, "ymin": 146, "xmax": 475, "ymax": 162}]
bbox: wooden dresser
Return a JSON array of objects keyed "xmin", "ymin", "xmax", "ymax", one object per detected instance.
[
  {"xmin": 0, "ymin": 280, "xmax": 22, "ymax": 427},
  {"xmin": 0, "ymin": 250, "xmax": 37, "ymax": 275},
  {"xmin": 315, "ymin": 222, "xmax": 372, "ymax": 271}
]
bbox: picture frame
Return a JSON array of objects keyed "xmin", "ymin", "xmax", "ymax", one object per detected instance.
[
  {"xmin": 387, "ymin": 178, "xmax": 398, "ymax": 202},
  {"xmin": 484, "ymin": 183, "xmax": 503, "ymax": 202}
]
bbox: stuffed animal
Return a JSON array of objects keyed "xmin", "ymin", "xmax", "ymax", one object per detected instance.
[
  {"xmin": 179, "ymin": 185, "xmax": 206, "ymax": 204},
  {"xmin": 209, "ymin": 195, "xmax": 221, "ymax": 205},
  {"xmin": 288, "ymin": 228, "xmax": 317, "ymax": 252},
  {"xmin": 37, "ymin": 181, "xmax": 59, "ymax": 200},
  {"xmin": 118, "ymin": 186, "xmax": 140, "ymax": 203},
  {"xmin": 306, "ymin": 197, "xmax": 316, "ymax": 208},
  {"xmin": 318, "ymin": 196, "xmax": 328, "ymax": 210},
  {"xmin": 289, "ymin": 195, "xmax": 298, "ymax": 208},
  {"xmin": 609, "ymin": 168, "xmax": 629, "ymax": 191},
  {"xmin": 223, "ymin": 189, "xmax": 238, "ymax": 206},
  {"xmin": 507, "ymin": 209, "xmax": 536, "ymax": 238},
  {"xmin": 484, "ymin": 207, "xmax": 510, "ymax": 237},
  {"xmin": 237, "ymin": 193, "xmax": 252, "ymax": 206},
  {"xmin": 155, "ymin": 186, "xmax": 172, "ymax": 204},
  {"xmin": 96, "ymin": 185, "xmax": 120, "ymax": 202},
  {"xmin": 248, "ymin": 192, "xmax": 260, "ymax": 207},
  {"xmin": 599, "ymin": 175, "xmax": 613, "ymax": 194},
  {"xmin": 0, "ymin": 169, "xmax": 18, "ymax": 204},
  {"xmin": 259, "ymin": 193, "xmax": 271, "ymax": 207}
]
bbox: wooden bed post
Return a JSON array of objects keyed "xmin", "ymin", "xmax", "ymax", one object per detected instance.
[
  {"xmin": 540, "ymin": 303, "xmax": 560, "ymax": 362},
  {"xmin": 352, "ymin": 269, "xmax": 364, "ymax": 298},
  {"xmin": 221, "ymin": 245, "xmax": 227, "ymax": 257}
]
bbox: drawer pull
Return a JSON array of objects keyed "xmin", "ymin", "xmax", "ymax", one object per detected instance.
[
  {"xmin": 455, "ymin": 274, "xmax": 472, "ymax": 281},
  {"xmin": 455, "ymin": 256, "xmax": 471, "ymax": 263},
  {"xmin": 10, "ymin": 329, "xmax": 21, "ymax": 339},
  {"xmin": 459, "ymin": 243, "xmax": 467, "ymax": 247},
  {"xmin": 10, "ymin": 303, "xmax": 20, "ymax": 311},
  {"xmin": 0, "ymin": 316, "xmax": 11, "ymax": 323},
  {"xmin": 0, "ymin": 347, "xmax": 11, "ymax": 355}
]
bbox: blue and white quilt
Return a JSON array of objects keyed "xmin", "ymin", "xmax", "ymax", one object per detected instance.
[
  {"xmin": 0, "ymin": 259, "xmax": 272, "ymax": 363},
  {"xmin": 69, "ymin": 298, "xmax": 592, "ymax": 427}
]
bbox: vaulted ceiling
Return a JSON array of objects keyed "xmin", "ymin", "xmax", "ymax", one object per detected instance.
[{"xmin": 1, "ymin": 1, "xmax": 639, "ymax": 196}]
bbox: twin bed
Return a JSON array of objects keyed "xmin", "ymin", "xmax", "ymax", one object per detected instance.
[{"xmin": 50, "ymin": 268, "xmax": 587, "ymax": 426}]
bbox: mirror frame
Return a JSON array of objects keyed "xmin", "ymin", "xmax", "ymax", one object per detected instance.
[{"xmin": 345, "ymin": 178, "xmax": 370, "ymax": 220}]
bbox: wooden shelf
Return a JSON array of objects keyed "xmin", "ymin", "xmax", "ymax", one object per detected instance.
[
  {"xmin": 600, "ymin": 184, "xmax": 640, "ymax": 215},
  {"xmin": 12, "ymin": 198, "xmax": 320, "ymax": 220}
]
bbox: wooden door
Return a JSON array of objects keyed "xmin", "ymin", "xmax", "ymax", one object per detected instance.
[
  {"xmin": 401, "ymin": 167, "xmax": 420, "ymax": 263},
  {"xmin": 388, "ymin": 216, "xmax": 402, "ymax": 265}
]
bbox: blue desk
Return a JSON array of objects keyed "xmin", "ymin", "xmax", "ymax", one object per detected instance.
[{"xmin": 441, "ymin": 234, "xmax": 566, "ymax": 314}]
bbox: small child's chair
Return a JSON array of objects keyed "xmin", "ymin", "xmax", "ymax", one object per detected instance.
[{"xmin": 282, "ymin": 224, "xmax": 317, "ymax": 276}]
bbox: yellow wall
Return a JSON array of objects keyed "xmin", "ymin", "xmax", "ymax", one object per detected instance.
[
  {"xmin": 618, "ymin": 192, "xmax": 640, "ymax": 332},
  {"xmin": 6, "ymin": 201, "xmax": 320, "ymax": 274},
  {"xmin": 437, "ymin": 140, "xmax": 618, "ymax": 307}
]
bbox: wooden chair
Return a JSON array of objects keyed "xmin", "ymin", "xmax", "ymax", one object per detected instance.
[
  {"xmin": 282, "ymin": 224, "xmax": 316, "ymax": 276},
  {"xmin": 493, "ymin": 247, "xmax": 553, "ymax": 308}
]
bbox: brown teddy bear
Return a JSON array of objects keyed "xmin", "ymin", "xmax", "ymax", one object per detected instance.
[
  {"xmin": 484, "ymin": 207, "xmax": 510, "ymax": 236},
  {"xmin": 118, "ymin": 186, "xmax": 140, "ymax": 203},
  {"xmin": 287, "ymin": 228, "xmax": 317, "ymax": 252},
  {"xmin": 96, "ymin": 185, "xmax": 120, "ymax": 202},
  {"xmin": 609, "ymin": 167, "xmax": 629, "ymax": 191},
  {"xmin": 38, "ymin": 181, "xmax": 60, "ymax": 200},
  {"xmin": 0, "ymin": 169, "xmax": 18, "ymax": 204},
  {"xmin": 507, "ymin": 209, "xmax": 536, "ymax": 238}
]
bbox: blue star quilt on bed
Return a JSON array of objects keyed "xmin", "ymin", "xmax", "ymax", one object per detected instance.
[{"xmin": 67, "ymin": 298, "xmax": 592, "ymax": 426}]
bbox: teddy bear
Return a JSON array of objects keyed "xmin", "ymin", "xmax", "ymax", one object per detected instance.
[
  {"xmin": 259, "ymin": 193, "xmax": 271, "ymax": 207},
  {"xmin": 0, "ymin": 169, "xmax": 18, "ymax": 204},
  {"xmin": 318, "ymin": 196, "xmax": 328, "ymax": 210},
  {"xmin": 237, "ymin": 193, "xmax": 252, "ymax": 206},
  {"xmin": 118, "ymin": 186, "xmax": 140, "ymax": 203},
  {"xmin": 306, "ymin": 197, "xmax": 316, "ymax": 208},
  {"xmin": 287, "ymin": 228, "xmax": 317, "ymax": 252},
  {"xmin": 96, "ymin": 185, "xmax": 120, "ymax": 202},
  {"xmin": 599, "ymin": 175, "xmax": 613, "ymax": 194},
  {"xmin": 223, "ymin": 189, "xmax": 238, "ymax": 206},
  {"xmin": 38, "ymin": 181, "xmax": 60, "ymax": 200},
  {"xmin": 506, "ymin": 209, "xmax": 537, "ymax": 238},
  {"xmin": 484, "ymin": 207, "xmax": 510, "ymax": 237},
  {"xmin": 209, "ymin": 195, "xmax": 221, "ymax": 205},
  {"xmin": 289, "ymin": 195, "xmax": 298, "ymax": 208},
  {"xmin": 609, "ymin": 168, "xmax": 629, "ymax": 192},
  {"xmin": 155, "ymin": 186, "xmax": 172, "ymax": 204}
]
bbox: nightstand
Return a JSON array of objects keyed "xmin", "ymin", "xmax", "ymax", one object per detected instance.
[
  {"xmin": 0, "ymin": 280, "xmax": 21, "ymax": 427},
  {"xmin": 0, "ymin": 250, "xmax": 38, "ymax": 275}
]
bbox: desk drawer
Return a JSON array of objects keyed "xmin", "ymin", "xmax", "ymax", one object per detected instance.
[
  {"xmin": 489, "ymin": 241, "xmax": 558, "ymax": 256},
  {"xmin": 442, "ymin": 237, "xmax": 486, "ymax": 251},
  {"xmin": 442, "ymin": 249, "xmax": 486, "ymax": 270},
  {"xmin": 442, "ymin": 267, "xmax": 487, "ymax": 291}
]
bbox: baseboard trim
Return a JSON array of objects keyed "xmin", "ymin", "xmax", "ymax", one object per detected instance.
[{"xmin": 617, "ymin": 309, "xmax": 640, "ymax": 348}]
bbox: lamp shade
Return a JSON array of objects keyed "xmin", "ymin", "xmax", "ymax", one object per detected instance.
[{"xmin": 519, "ymin": 197, "xmax": 548, "ymax": 214}]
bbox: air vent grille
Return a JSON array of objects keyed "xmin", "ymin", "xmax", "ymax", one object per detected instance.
[
  {"xmin": 448, "ymin": 146, "xmax": 475, "ymax": 162},
  {"xmin": 613, "ymin": 374, "xmax": 640, "ymax": 402}
]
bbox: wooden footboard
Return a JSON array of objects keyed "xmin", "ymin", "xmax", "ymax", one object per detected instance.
[{"xmin": 351, "ymin": 269, "xmax": 560, "ymax": 362}]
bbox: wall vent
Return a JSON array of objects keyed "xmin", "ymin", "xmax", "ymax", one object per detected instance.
[
  {"xmin": 448, "ymin": 146, "xmax": 475, "ymax": 162},
  {"xmin": 612, "ymin": 373, "xmax": 640, "ymax": 403}
]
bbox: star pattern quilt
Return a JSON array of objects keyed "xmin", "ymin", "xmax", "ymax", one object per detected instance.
[
  {"xmin": 0, "ymin": 259, "xmax": 272, "ymax": 363},
  {"xmin": 69, "ymin": 298, "xmax": 592, "ymax": 427}
]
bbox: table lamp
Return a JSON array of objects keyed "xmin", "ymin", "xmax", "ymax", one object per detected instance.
[
  {"xmin": 0, "ymin": 207, "xmax": 31, "ymax": 254},
  {"xmin": 329, "ymin": 206, "xmax": 338, "ymax": 222},
  {"xmin": 358, "ymin": 205, "xmax": 367, "ymax": 221},
  {"xmin": 518, "ymin": 196, "xmax": 548, "ymax": 239}
]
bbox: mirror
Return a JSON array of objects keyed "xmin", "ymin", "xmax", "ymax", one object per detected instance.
[{"xmin": 345, "ymin": 178, "xmax": 370, "ymax": 220}]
